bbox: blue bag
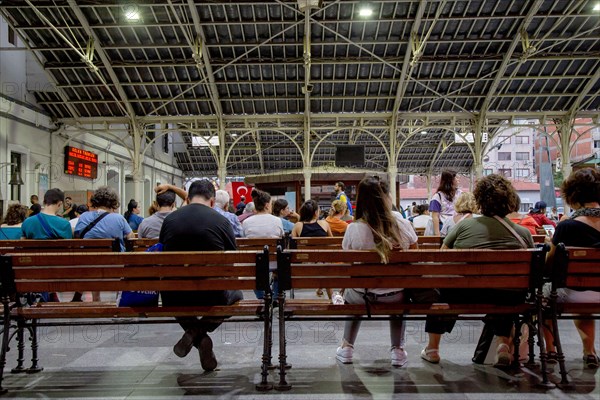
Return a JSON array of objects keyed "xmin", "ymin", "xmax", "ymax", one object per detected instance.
[{"xmin": 117, "ymin": 242, "xmax": 163, "ymax": 307}]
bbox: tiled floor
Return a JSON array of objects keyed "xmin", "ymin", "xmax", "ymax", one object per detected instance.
[{"xmin": 1, "ymin": 291, "xmax": 598, "ymax": 399}]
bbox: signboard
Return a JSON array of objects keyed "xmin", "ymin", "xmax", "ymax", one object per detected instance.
[{"xmin": 64, "ymin": 146, "xmax": 98, "ymax": 179}]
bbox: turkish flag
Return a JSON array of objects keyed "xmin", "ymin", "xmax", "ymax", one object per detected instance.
[{"xmin": 231, "ymin": 182, "xmax": 253, "ymax": 208}]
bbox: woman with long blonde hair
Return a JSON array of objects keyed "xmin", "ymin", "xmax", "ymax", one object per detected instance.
[{"xmin": 336, "ymin": 177, "xmax": 417, "ymax": 367}]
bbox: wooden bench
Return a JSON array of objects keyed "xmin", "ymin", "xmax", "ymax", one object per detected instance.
[
  {"xmin": 289, "ymin": 236, "xmax": 342, "ymax": 249},
  {"xmin": 124, "ymin": 238, "xmax": 159, "ymax": 252},
  {"xmin": 273, "ymin": 247, "xmax": 547, "ymax": 390},
  {"xmin": 417, "ymin": 236, "xmax": 443, "ymax": 249},
  {"xmin": 0, "ymin": 239, "xmax": 120, "ymax": 254},
  {"xmin": 545, "ymin": 244, "xmax": 600, "ymax": 386},
  {"xmin": 0, "ymin": 249, "xmax": 275, "ymax": 394}
]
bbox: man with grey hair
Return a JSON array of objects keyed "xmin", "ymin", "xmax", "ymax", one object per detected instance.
[{"xmin": 214, "ymin": 190, "xmax": 244, "ymax": 237}]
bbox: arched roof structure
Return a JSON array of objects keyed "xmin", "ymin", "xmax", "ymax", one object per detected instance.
[{"xmin": 1, "ymin": 0, "xmax": 599, "ymax": 177}]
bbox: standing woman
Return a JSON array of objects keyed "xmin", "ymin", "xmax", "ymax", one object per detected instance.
[
  {"xmin": 429, "ymin": 170, "xmax": 461, "ymax": 236},
  {"xmin": 124, "ymin": 199, "xmax": 144, "ymax": 231},
  {"xmin": 336, "ymin": 177, "xmax": 418, "ymax": 367},
  {"xmin": 291, "ymin": 199, "xmax": 333, "ymax": 238}
]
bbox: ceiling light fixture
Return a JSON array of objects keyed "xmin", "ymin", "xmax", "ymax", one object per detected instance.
[
  {"xmin": 421, "ymin": 130, "xmax": 428, "ymax": 135},
  {"xmin": 124, "ymin": 7, "xmax": 140, "ymax": 22},
  {"xmin": 594, "ymin": 3, "xmax": 600, "ymax": 11},
  {"xmin": 358, "ymin": 4, "xmax": 373, "ymax": 17}
]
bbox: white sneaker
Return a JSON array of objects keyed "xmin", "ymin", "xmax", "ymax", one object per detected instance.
[
  {"xmin": 391, "ymin": 347, "xmax": 408, "ymax": 367},
  {"xmin": 336, "ymin": 346, "xmax": 354, "ymax": 364}
]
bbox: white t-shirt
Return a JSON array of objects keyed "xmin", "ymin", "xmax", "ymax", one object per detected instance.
[
  {"xmin": 342, "ymin": 212, "xmax": 418, "ymax": 294},
  {"xmin": 412, "ymin": 214, "xmax": 432, "ymax": 229},
  {"xmin": 242, "ymin": 213, "xmax": 284, "ymax": 238}
]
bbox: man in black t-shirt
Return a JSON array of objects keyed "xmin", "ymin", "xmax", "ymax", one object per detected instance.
[{"xmin": 159, "ymin": 180, "xmax": 242, "ymax": 371}]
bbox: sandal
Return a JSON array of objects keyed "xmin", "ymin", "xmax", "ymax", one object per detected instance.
[
  {"xmin": 583, "ymin": 354, "xmax": 599, "ymax": 369},
  {"xmin": 546, "ymin": 351, "xmax": 558, "ymax": 364},
  {"xmin": 494, "ymin": 343, "xmax": 513, "ymax": 368},
  {"xmin": 420, "ymin": 347, "xmax": 440, "ymax": 364}
]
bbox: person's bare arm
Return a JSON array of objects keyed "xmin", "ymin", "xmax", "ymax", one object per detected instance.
[
  {"xmin": 155, "ymin": 184, "xmax": 187, "ymax": 201},
  {"xmin": 431, "ymin": 211, "xmax": 441, "ymax": 236}
]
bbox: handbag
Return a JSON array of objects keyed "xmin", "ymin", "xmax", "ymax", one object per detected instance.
[{"xmin": 116, "ymin": 243, "xmax": 162, "ymax": 307}]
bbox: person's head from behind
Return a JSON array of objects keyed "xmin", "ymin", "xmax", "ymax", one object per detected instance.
[
  {"xmin": 127, "ymin": 199, "xmax": 139, "ymax": 214},
  {"xmin": 251, "ymin": 188, "xmax": 271, "ymax": 212},
  {"xmin": 531, "ymin": 201, "xmax": 547, "ymax": 214},
  {"xmin": 437, "ymin": 170, "xmax": 458, "ymax": 200},
  {"xmin": 334, "ymin": 181, "xmax": 345, "ymax": 194},
  {"xmin": 473, "ymin": 174, "xmax": 519, "ymax": 218},
  {"xmin": 561, "ymin": 168, "xmax": 600, "ymax": 209},
  {"xmin": 44, "ymin": 188, "xmax": 65, "ymax": 207},
  {"xmin": 90, "ymin": 186, "xmax": 120, "ymax": 211},
  {"xmin": 156, "ymin": 190, "xmax": 176, "ymax": 209},
  {"xmin": 188, "ymin": 179, "xmax": 216, "ymax": 205},
  {"xmin": 416, "ymin": 204, "xmax": 429, "ymax": 215},
  {"xmin": 244, "ymin": 202, "xmax": 255, "ymax": 214},
  {"xmin": 454, "ymin": 192, "xmax": 478, "ymax": 214},
  {"xmin": 4, "ymin": 204, "xmax": 28, "ymax": 225},
  {"xmin": 299, "ymin": 199, "xmax": 319, "ymax": 222},
  {"xmin": 29, "ymin": 203, "xmax": 41, "ymax": 216},
  {"xmin": 330, "ymin": 199, "xmax": 347, "ymax": 217},
  {"xmin": 240, "ymin": 195, "xmax": 246, "ymax": 203},
  {"xmin": 214, "ymin": 190, "xmax": 230, "ymax": 210},
  {"xmin": 30, "ymin": 194, "xmax": 38, "ymax": 205},
  {"xmin": 272, "ymin": 199, "xmax": 290, "ymax": 217},
  {"xmin": 75, "ymin": 204, "xmax": 88, "ymax": 216}
]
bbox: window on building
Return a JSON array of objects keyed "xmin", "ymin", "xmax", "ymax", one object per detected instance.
[
  {"xmin": 520, "ymin": 203, "xmax": 533, "ymax": 213},
  {"xmin": 498, "ymin": 168, "xmax": 512, "ymax": 178},
  {"xmin": 499, "ymin": 136, "xmax": 511, "ymax": 144},
  {"xmin": 8, "ymin": 26, "xmax": 16, "ymax": 46},
  {"xmin": 516, "ymin": 152, "xmax": 530, "ymax": 161},
  {"xmin": 10, "ymin": 152, "xmax": 22, "ymax": 203},
  {"xmin": 483, "ymin": 168, "xmax": 493, "ymax": 176},
  {"xmin": 594, "ymin": 140, "xmax": 600, "ymax": 148},
  {"xmin": 515, "ymin": 168, "xmax": 530, "ymax": 178},
  {"xmin": 498, "ymin": 152, "xmax": 511, "ymax": 161},
  {"xmin": 515, "ymin": 136, "xmax": 529, "ymax": 144}
]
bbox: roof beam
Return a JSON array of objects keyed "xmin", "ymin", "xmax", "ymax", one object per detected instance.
[
  {"xmin": 479, "ymin": 0, "xmax": 544, "ymax": 116},
  {"xmin": 65, "ymin": 0, "xmax": 135, "ymax": 118},
  {"xmin": 0, "ymin": 8, "xmax": 80, "ymax": 118},
  {"xmin": 392, "ymin": 0, "xmax": 437, "ymax": 126},
  {"xmin": 567, "ymin": 61, "xmax": 600, "ymax": 118}
]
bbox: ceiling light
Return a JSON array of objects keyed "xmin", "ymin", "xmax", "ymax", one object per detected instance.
[
  {"xmin": 594, "ymin": 3, "xmax": 600, "ymax": 11},
  {"xmin": 358, "ymin": 6, "xmax": 373, "ymax": 17},
  {"xmin": 124, "ymin": 9, "xmax": 140, "ymax": 22},
  {"xmin": 421, "ymin": 130, "xmax": 428, "ymax": 135}
]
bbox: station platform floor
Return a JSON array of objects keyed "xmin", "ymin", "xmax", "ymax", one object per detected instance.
[{"xmin": 1, "ymin": 290, "xmax": 598, "ymax": 399}]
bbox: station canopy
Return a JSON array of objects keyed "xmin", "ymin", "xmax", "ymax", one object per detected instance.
[{"xmin": 1, "ymin": 1, "xmax": 599, "ymax": 177}]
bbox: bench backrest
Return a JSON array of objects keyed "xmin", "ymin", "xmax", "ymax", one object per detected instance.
[
  {"xmin": 0, "ymin": 239, "xmax": 119, "ymax": 254},
  {"xmin": 0, "ymin": 250, "xmax": 270, "ymax": 296},
  {"xmin": 532, "ymin": 235, "xmax": 547, "ymax": 244},
  {"xmin": 125, "ymin": 238, "xmax": 159, "ymax": 252},
  {"xmin": 277, "ymin": 248, "xmax": 545, "ymax": 293},
  {"xmin": 552, "ymin": 244, "xmax": 600, "ymax": 291},
  {"xmin": 289, "ymin": 236, "xmax": 342, "ymax": 250},
  {"xmin": 417, "ymin": 236, "xmax": 443, "ymax": 249}
]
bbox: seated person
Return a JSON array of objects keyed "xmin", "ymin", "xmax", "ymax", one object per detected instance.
[
  {"xmin": 0, "ymin": 203, "xmax": 28, "ymax": 239},
  {"xmin": 543, "ymin": 168, "xmax": 600, "ymax": 368}
]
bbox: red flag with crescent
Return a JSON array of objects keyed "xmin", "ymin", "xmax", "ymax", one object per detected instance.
[{"xmin": 231, "ymin": 182, "xmax": 253, "ymax": 207}]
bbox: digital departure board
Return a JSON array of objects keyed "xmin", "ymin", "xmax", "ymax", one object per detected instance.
[{"xmin": 64, "ymin": 146, "xmax": 98, "ymax": 179}]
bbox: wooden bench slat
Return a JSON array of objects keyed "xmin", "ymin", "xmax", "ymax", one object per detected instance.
[
  {"xmin": 289, "ymin": 263, "xmax": 531, "ymax": 276},
  {"xmin": 14, "ymin": 265, "xmax": 256, "ymax": 279},
  {"xmin": 287, "ymin": 276, "xmax": 531, "ymax": 289},
  {"xmin": 16, "ymin": 301, "xmax": 266, "ymax": 319},
  {"xmin": 10, "ymin": 251, "xmax": 259, "ymax": 266},
  {"xmin": 16, "ymin": 279, "xmax": 257, "ymax": 292}
]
